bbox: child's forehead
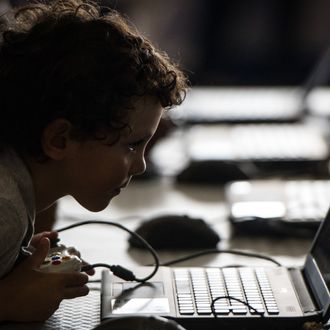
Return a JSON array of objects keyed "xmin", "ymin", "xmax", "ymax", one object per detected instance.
[
  {"xmin": 123, "ymin": 121, "xmax": 154, "ymax": 139},
  {"xmin": 120, "ymin": 99, "xmax": 164, "ymax": 138},
  {"xmin": 127, "ymin": 97, "xmax": 163, "ymax": 124}
]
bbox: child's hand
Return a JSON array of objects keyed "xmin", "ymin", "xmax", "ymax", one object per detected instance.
[
  {"xmin": 30, "ymin": 230, "xmax": 58, "ymax": 248},
  {"xmin": 31, "ymin": 231, "xmax": 95, "ymax": 275},
  {"xmin": 0, "ymin": 237, "xmax": 89, "ymax": 322},
  {"xmin": 82, "ymin": 260, "xmax": 96, "ymax": 276}
]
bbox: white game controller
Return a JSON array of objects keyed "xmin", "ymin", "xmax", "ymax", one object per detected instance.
[{"xmin": 40, "ymin": 244, "xmax": 83, "ymax": 273}]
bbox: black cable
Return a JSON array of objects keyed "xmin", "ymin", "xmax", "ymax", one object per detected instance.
[
  {"xmin": 61, "ymin": 214, "xmax": 143, "ymax": 223},
  {"xmin": 160, "ymin": 248, "xmax": 282, "ymax": 267},
  {"xmin": 210, "ymin": 296, "xmax": 265, "ymax": 318},
  {"xmin": 55, "ymin": 221, "xmax": 282, "ymax": 281},
  {"xmin": 55, "ymin": 220, "xmax": 160, "ymax": 283}
]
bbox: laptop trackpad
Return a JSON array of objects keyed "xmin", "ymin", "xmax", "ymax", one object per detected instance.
[{"xmin": 111, "ymin": 282, "xmax": 170, "ymax": 314}]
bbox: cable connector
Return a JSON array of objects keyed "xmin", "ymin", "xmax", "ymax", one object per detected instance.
[
  {"xmin": 56, "ymin": 220, "xmax": 160, "ymax": 283},
  {"xmin": 109, "ymin": 265, "xmax": 136, "ymax": 281}
]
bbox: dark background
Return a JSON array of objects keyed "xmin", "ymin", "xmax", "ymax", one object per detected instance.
[
  {"xmin": 8, "ymin": 0, "xmax": 330, "ymax": 86},
  {"xmin": 104, "ymin": 0, "xmax": 330, "ymax": 86}
]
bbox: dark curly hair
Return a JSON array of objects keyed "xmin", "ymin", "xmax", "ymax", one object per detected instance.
[{"xmin": 0, "ymin": 0, "xmax": 188, "ymax": 158}]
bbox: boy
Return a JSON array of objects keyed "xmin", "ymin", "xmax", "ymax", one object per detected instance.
[{"xmin": 0, "ymin": 0, "xmax": 187, "ymax": 322}]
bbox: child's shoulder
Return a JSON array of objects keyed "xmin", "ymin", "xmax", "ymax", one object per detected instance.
[
  {"xmin": 0, "ymin": 164, "xmax": 18, "ymax": 195},
  {"xmin": 0, "ymin": 149, "xmax": 34, "ymax": 212},
  {"xmin": 0, "ymin": 155, "xmax": 34, "ymax": 256}
]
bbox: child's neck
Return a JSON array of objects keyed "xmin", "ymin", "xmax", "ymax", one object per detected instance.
[{"xmin": 24, "ymin": 157, "xmax": 65, "ymax": 213}]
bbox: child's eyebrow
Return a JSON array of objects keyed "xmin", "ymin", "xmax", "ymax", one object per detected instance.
[{"xmin": 129, "ymin": 133, "xmax": 153, "ymax": 141}]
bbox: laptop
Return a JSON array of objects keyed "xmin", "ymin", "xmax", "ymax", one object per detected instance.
[
  {"xmin": 175, "ymin": 123, "xmax": 330, "ymax": 183},
  {"xmin": 169, "ymin": 86, "xmax": 304, "ymax": 124},
  {"xmin": 170, "ymin": 47, "xmax": 330, "ymax": 124},
  {"xmin": 225, "ymin": 179, "xmax": 330, "ymax": 237},
  {"xmin": 173, "ymin": 48, "xmax": 330, "ymax": 183},
  {"xmin": 101, "ymin": 207, "xmax": 330, "ymax": 330}
]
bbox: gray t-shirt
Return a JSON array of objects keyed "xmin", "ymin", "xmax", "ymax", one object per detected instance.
[{"xmin": 0, "ymin": 148, "xmax": 35, "ymax": 278}]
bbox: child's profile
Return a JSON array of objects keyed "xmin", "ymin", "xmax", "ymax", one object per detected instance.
[{"xmin": 0, "ymin": 0, "xmax": 187, "ymax": 322}]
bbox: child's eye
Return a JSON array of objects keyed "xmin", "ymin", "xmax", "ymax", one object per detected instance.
[
  {"xmin": 127, "ymin": 140, "xmax": 144, "ymax": 152},
  {"xmin": 128, "ymin": 144, "xmax": 137, "ymax": 152}
]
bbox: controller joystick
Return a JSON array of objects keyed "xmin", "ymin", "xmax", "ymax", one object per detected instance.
[{"xmin": 40, "ymin": 243, "xmax": 83, "ymax": 273}]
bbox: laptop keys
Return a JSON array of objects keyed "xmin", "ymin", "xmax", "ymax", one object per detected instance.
[
  {"xmin": 174, "ymin": 270, "xmax": 195, "ymax": 315},
  {"xmin": 173, "ymin": 267, "xmax": 279, "ymax": 316}
]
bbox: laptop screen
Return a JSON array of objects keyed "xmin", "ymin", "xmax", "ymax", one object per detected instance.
[
  {"xmin": 305, "ymin": 208, "xmax": 330, "ymax": 319},
  {"xmin": 311, "ymin": 218, "xmax": 330, "ymax": 291}
]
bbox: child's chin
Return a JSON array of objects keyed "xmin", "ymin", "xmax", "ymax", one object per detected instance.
[{"xmin": 77, "ymin": 198, "xmax": 113, "ymax": 213}]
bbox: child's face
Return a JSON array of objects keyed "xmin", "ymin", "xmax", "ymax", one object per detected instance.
[{"xmin": 64, "ymin": 97, "xmax": 163, "ymax": 212}]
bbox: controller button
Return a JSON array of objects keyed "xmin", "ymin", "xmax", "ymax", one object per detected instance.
[
  {"xmin": 52, "ymin": 260, "xmax": 61, "ymax": 265},
  {"xmin": 50, "ymin": 252, "xmax": 61, "ymax": 257},
  {"xmin": 51, "ymin": 256, "xmax": 61, "ymax": 261},
  {"xmin": 62, "ymin": 256, "xmax": 71, "ymax": 261}
]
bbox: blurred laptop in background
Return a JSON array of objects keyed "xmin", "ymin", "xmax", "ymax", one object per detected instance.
[{"xmin": 174, "ymin": 47, "xmax": 330, "ymax": 184}]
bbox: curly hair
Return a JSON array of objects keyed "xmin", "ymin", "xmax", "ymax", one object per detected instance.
[{"xmin": 0, "ymin": 0, "xmax": 188, "ymax": 158}]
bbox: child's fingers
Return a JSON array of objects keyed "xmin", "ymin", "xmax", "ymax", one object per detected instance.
[
  {"xmin": 61, "ymin": 272, "xmax": 89, "ymax": 287},
  {"xmin": 30, "ymin": 231, "xmax": 58, "ymax": 247},
  {"xmin": 45, "ymin": 231, "xmax": 58, "ymax": 239},
  {"xmin": 84, "ymin": 268, "xmax": 95, "ymax": 276},
  {"xmin": 27, "ymin": 237, "xmax": 50, "ymax": 269},
  {"xmin": 62, "ymin": 285, "xmax": 90, "ymax": 299},
  {"xmin": 37, "ymin": 230, "xmax": 58, "ymax": 241},
  {"xmin": 82, "ymin": 260, "xmax": 95, "ymax": 275}
]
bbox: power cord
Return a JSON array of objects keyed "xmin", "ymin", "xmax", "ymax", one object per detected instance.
[
  {"xmin": 210, "ymin": 296, "xmax": 265, "ymax": 317},
  {"xmin": 55, "ymin": 219, "xmax": 284, "ymax": 280},
  {"xmin": 55, "ymin": 220, "xmax": 160, "ymax": 283},
  {"xmin": 160, "ymin": 248, "xmax": 282, "ymax": 267}
]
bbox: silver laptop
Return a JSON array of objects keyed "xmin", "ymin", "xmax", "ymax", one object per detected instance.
[
  {"xmin": 170, "ymin": 47, "xmax": 330, "ymax": 124},
  {"xmin": 225, "ymin": 179, "xmax": 330, "ymax": 237},
  {"xmin": 101, "ymin": 207, "xmax": 330, "ymax": 329},
  {"xmin": 175, "ymin": 123, "xmax": 330, "ymax": 183}
]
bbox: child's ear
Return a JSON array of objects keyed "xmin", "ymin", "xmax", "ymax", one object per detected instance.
[{"xmin": 41, "ymin": 119, "xmax": 73, "ymax": 160}]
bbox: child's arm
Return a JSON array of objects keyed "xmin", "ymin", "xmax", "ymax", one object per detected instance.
[{"xmin": 0, "ymin": 237, "xmax": 89, "ymax": 322}]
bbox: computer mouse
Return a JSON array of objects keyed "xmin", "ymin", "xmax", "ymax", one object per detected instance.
[
  {"xmin": 176, "ymin": 160, "xmax": 249, "ymax": 184},
  {"xmin": 129, "ymin": 214, "xmax": 221, "ymax": 250}
]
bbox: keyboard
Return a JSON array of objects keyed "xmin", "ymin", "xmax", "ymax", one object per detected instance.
[
  {"xmin": 225, "ymin": 179, "xmax": 330, "ymax": 236},
  {"xmin": 176, "ymin": 124, "xmax": 330, "ymax": 183},
  {"xmin": 284, "ymin": 180, "xmax": 330, "ymax": 222},
  {"xmin": 170, "ymin": 87, "xmax": 302, "ymax": 123},
  {"xmin": 173, "ymin": 267, "xmax": 279, "ymax": 316},
  {"xmin": 185, "ymin": 124, "xmax": 329, "ymax": 162}
]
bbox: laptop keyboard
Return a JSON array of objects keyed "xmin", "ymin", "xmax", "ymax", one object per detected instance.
[
  {"xmin": 172, "ymin": 87, "xmax": 301, "ymax": 123},
  {"xmin": 173, "ymin": 267, "xmax": 279, "ymax": 316},
  {"xmin": 186, "ymin": 124, "xmax": 329, "ymax": 161},
  {"xmin": 284, "ymin": 180, "xmax": 330, "ymax": 222}
]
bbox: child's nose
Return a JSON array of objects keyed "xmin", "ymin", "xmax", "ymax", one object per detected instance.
[{"xmin": 130, "ymin": 152, "xmax": 147, "ymax": 176}]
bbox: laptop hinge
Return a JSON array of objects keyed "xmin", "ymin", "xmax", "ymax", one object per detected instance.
[{"xmin": 289, "ymin": 268, "xmax": 319, "ymax": 314}]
